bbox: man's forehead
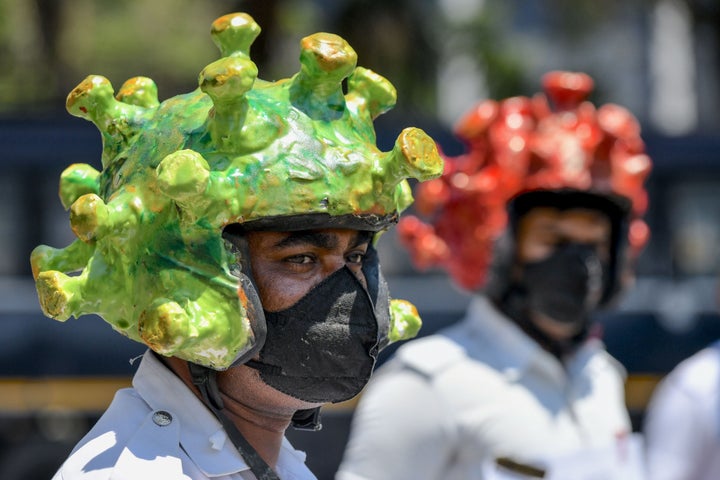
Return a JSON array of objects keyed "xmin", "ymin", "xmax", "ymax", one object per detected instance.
[
  {"xmin": 255, "ymin": 229, "xmax": 372, "ymax": 249},
  {"xmin": 517, "ymin": 207, "xmax": 610, "ymax": 236},
  {"xmin": 522, "ymin": 206, "xmax": 612, "ymax": 223}
]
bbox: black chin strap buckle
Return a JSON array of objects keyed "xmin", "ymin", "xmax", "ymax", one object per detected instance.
[{"xmin": 291, "ymin": 407, "xmax": 322, "ymax": 431}]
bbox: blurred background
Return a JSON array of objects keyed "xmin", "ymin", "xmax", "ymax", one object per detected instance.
[{"xmin": 1, "ymin": 0, "xmax": 720, "ymax": 478}]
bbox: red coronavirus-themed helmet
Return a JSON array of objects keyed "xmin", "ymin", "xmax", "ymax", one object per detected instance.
[{"xmin": 398, "ymin": 71, "xmax": 652, "ymax": 293}]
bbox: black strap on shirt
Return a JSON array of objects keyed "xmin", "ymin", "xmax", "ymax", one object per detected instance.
[
  {"xmin": 495, "ymin": 457, "xmax": 546, "ymax": 478},
  {"xmin": 189, "ymin": 363, "xmax": 281, "ymax": 480}
]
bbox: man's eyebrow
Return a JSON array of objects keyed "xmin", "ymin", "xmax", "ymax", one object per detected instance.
[
  {"xmin": 353, "ymin": 231, "xmax": 374, "ymax": 247},
  {"xmin": 273, "ymin": 231, "xmax": 372, "ymax": 250},
  {"xmin": 530, "ymin": 216, "xmax": 561, "ymax": 233}
]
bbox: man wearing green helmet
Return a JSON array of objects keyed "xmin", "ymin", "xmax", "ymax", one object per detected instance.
[{"xmin": 32, "ymin": 12, "xmax": 443, "ymax": 480}]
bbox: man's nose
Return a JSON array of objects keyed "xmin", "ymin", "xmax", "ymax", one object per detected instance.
[{"xmin": 324, "ymin": 257, "xmax": 367, "ymax": 289}]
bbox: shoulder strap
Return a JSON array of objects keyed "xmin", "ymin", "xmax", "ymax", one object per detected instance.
[
  {"xmin": 396, "ymin": 335, "xmax": 466, "ymax": 377},
  {"xmin": 189, "ymin": 363, "xmax": 281, "ymax": 480}
]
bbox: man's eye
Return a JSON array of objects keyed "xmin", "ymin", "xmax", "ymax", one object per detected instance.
[
  {"xmin": 346, "ymin": 252, "xmax": 365, "ymax": 265},
  {"xmin": 286, "ymin": 254, "xmax": 314, "ymax": 265}
]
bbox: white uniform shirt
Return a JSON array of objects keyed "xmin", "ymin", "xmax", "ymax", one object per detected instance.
[
  {"xmin": 52, "ymin": 352, "xmax": 317, "ymax": 480},
  {"xmin": 337, "ymin": 295, "xmax": 634, "ymax": 480},
  {"xmin": 644, "ymin": 340, "xmax": 720, "ymax": 480}
]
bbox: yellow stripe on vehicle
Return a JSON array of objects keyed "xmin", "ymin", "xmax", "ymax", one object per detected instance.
[
  {"xmin": 625, "ymin": 373, "xmax": 663, "ymax": 410},
  {"xmin": 0, "ymin": 373, "xmax": 665, "ymax": 415},
  {"xmin": 0, "ymin": 377, "xmax": 131, "ymax": 412}
]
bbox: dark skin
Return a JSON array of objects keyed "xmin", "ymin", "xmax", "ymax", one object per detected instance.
[
  {"xmin": 164, "ymin": 228, "xmax": 372, "ymax": 469},
  {"xmin": 514, "ymin": 207, "xmax": 612, "ymax": 340}
]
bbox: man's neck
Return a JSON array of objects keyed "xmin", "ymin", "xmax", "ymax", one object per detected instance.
[
  {"xmin": 218, "ymin": 395, "xmax": 290, "ymax": 468},
  {"xmin": 162, "ymin": 356, "xmax": 292, "ymax": 469}
]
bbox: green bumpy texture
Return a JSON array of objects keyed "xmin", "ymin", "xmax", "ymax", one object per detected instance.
[{"xmin": 30, "ymin": 12, "xmax": 442, "ymax": 369}]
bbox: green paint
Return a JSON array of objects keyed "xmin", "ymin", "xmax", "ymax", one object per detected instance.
[
  {"xmin": 388, "ymin": 300, "xmax": 423, "ymax": 343},
  {"xmin": 31, "ymin": 12, "xmax": 442, "ymax": 369}
]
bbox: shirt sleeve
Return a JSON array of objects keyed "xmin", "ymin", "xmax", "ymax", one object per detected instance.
[{"xmin": 336, "ymin": 364, "xmax": 454, "ymax": 480}]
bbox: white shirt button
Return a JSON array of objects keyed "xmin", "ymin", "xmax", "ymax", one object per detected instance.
[{"xmin": 152, "ymin": 410, "xmax": 173, "ymax": 426}]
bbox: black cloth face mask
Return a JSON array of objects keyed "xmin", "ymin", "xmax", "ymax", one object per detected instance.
[
  {"xmin": 520, "ymin": 242, "xmax": 606, "ymax": 328},
  {"xmin": 246, "ymin": 262, "xmax": 387, "ymax": 404}
]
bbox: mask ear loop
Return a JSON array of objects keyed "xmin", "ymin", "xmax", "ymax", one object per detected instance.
[
  {"xmin": 189, "ymin": 363, "xmax": 281, "ymax": 480},
  {"xmin": 222, "ymin": 230, "xmax": 268, "ymax": 368},
  {"xmin": 361, "ymin": 242, "xmax": 392, "ymax": 351},
  {"xmin": 291, "ymin": 407, "xmax": 322, "ymax": 431}
]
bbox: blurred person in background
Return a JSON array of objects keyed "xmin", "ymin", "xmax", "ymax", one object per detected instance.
[
  {"xmin": 30, "ymin": 12, "xmax": 443, "ymax": 479},
  {"xmin": 643, "ymin": 320, "xmax": 720, "ymax": 478},
  {"xmin": 336, "ymin": 71, "xmax": 653, "ymax": 480}
]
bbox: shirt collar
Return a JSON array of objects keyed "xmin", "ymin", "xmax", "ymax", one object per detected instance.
[
  {"xmin": 464, "ymin": 295, "xmax": 569, "ymax": 384},
  {"xmin": 132, "ymin": 352, "xmax": 315, "ymax": 478},
  {"xmin": 133, "ymin": 352, "xmax": 250, "ymax": 476}
]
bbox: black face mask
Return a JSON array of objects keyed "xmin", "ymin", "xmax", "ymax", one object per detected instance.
[
  {"xmin": 246, "ymin": 263, "xmax": 387, "ymax": 404},
  {"xmin": 520, "ymin": 242, "xmax": 606, "ymax": 328}
]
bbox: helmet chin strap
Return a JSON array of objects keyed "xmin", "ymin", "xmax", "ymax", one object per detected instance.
[
  {"xmin": 291, "ymin": 407, "xmax": 323, "ymax": 431},
  {"xmin": 188, "ymin": 362, "xmax": 281, "ymax": 480}
]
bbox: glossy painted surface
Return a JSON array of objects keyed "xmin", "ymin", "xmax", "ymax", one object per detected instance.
[
  {"xmin": 398, "ymin": 71, "xmax": 652, "ymax": 291},
  {"xmin": 31, "ymin": 12, "xmax": 442, "ymax": 369}
]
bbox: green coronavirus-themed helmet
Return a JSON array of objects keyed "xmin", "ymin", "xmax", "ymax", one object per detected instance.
[{"xmin": 30, "ymin": 12, "xmax": 443, "ymax": 370}]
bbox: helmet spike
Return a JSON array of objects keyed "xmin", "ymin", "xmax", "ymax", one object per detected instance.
[
  {"xmin": 69, "ymin": 193, "xmax": 110, "ymax": 243},
  {"xmin": 199, "ymin": 56, "xmax": 258, "ymax": 107},
  {"xmin": 66, "ymin": 75, "xmax": 156, "ymax": 167},
  {"xmin": 156, "ymin": 149, "xmax": 213, "ymax": 223},
  {"xmin": 35, "ymin": 270, "xmax": 80, "ymax": 321},
  {"xmin": 116, "ymin": 76, "xmax": 159, "ymax": 108},
  {"xmin": 138, "ymin": 291, "xmax": 251, "ymax": 369},
  {"xmin": 198, "ymin": 55, "xmax": 278, "ymax": 153},
  {"xmin": 346, "ymin": 67, "xmax": 397, "ymax": 120},
  {"xmin": 386, "ymin": 128, "xmax": 443, "ymax": 183},
  {"xmin": 210, "ymin": 13, "xmax": 261, "ymax": 58},
  {"xmin": 66, "ymin": 75, "xmax": 117, "ymax": 124},
  {"xmin": 201, "ymin": 12, "xmax": 271, "ymax": 151},
  {"xmin": 59, "ymin": 164, "xmax": 100, "ymax": 210},
  {"xmin": 156, "ymin": 150, "xmax": 211, "ymax": 202},
  {"xmin": 542, "ymin": 71, "xmax": 594, "ymax": 111},
  {"xmin": 30, "ymin": 240, "xmax": 94, "ymax": 281},
  {"xmin": 388, "ymin": 299, "xmax": 422, "ymax": 342},
  {"xmin": 139, "ymin": 299, "xmax": 190, "ymax": 356},
  {"xmin": 290, "ymin": 33, "xmax": 357, "ymax": 119}
]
